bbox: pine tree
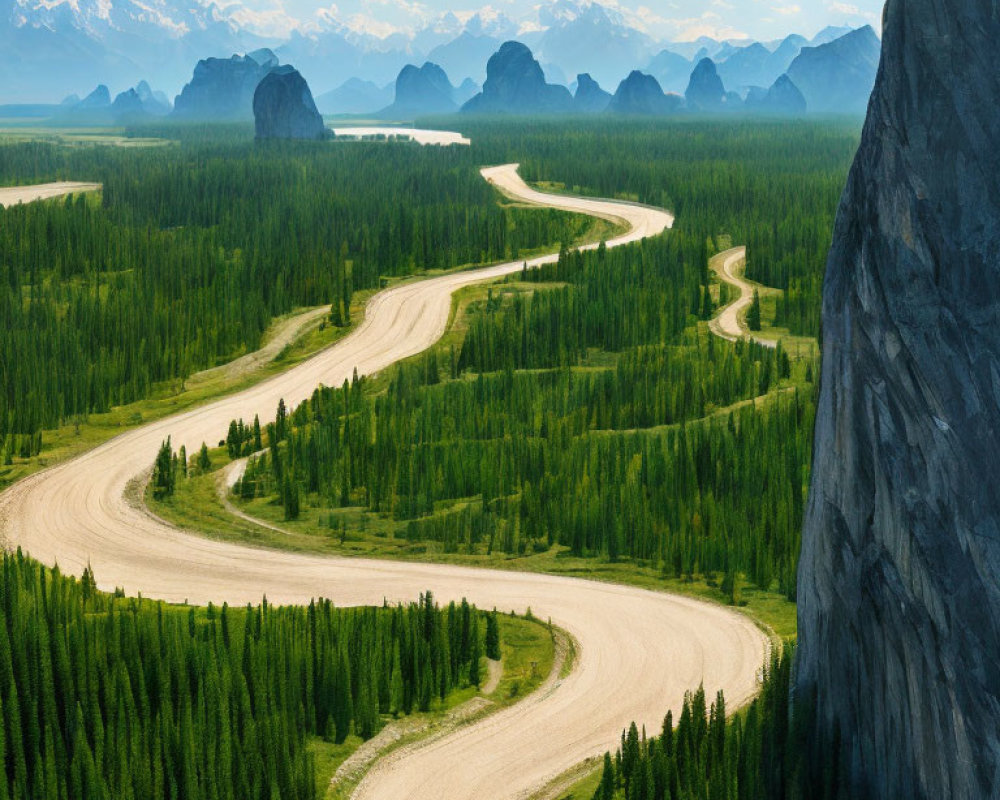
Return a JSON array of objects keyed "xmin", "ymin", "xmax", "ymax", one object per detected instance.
[
  {"xmin": 468, "ymin": 620, "xmax": 482, "ymax": 688},
  {"xmin": 485, "ymin": 611, "xmax": 501, "ymax": 661},
  {"xmin": 151, "ymin": 438, "xmax": 175, "ymax": 499},
  {"xmin": 747, "ymin": 290, "xmax": 762, "ymax": 331},
  {"xmin": 196, "ymin": 443, "xmax": 211, "ymax": 474},
  {"xmin": 389, "ymin": 644, "xmax": 404, "ymax": 718}
]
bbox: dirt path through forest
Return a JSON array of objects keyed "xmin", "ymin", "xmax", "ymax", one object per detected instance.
[
  {"xmin": 709, "ymin": 246, "xmax": 778, "ymax": 347},
  {"xmin": 0, "ymin": 168, "xmax": 768, "ymax": 800},
  {"xmin": 0, "ymin": 181, "xmax": 101, "ymax": 207}
]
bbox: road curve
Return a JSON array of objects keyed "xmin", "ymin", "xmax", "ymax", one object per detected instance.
[
  {"xmin": 708, "ymin": 246, "xmax": 777, "ymax": 348},
  {"xmin": 0, "ymin": 166, "xmax": 768, "ymax": 800},
  {"xmin": 0, "ymin": 181, "xmax": 102, "ymax": 207}
]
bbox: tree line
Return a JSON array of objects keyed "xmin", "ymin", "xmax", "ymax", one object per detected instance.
[
  {"xmin": 589, "ymin": 646, "xmax": 844, "ymax": 800},
  {"xmin": 0, "ymin": 549, "xmax": 496, "ymax": 799},
  {"xmin": 231, "ymin": 226, "xmax": 812, "ymax": 599},
  {"xmin": 459, "ymin": 116, "xmax": 856, "ymax": 337},
  {"xmin": 0, "ymin": 137, "xmax": 592, "ymax": 456}
]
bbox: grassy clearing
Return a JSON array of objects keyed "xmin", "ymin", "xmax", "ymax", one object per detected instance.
[{"xmin": 0, "ymin": 127, "xmax": 172, "ymax": 147}]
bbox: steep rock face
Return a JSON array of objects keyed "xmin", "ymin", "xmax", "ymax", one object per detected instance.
[
  {"xmin": 573, "ymin": 73, "xmax": 611, "ymax": 112},
  {"xmin": 111, "ymin": 81, "xmax": 171, "ymax": 122},
  {"xmin": 608, "ymin": 71, "xmax": 680, "ymax": 114},
  {"xmin": 786, "ymin": 25, "xmax": 880, "ymax": 114},
  {"xmin": 745, "ymin": 74, "xmax": 806, "ymax": 114},
  {"xmin": 461, "ymin": 41, "xmax": 573, "ymax": 114},
  {"xmin": 716, "ymin": 42, "xmax": 771, "ymax": 90},
  {"xmin": 77, "ymin": 85, "xmax": 110, "ymax": 109},
  {"xmin": 684, "ymin": 58, "xmax": 726, "ymax": 112},
  {"xmin": 380, "ymin": 62, "xmax": 457, "ymax": 118},
  {"xmin": 135, "ymin": 80, "xmax": 171, "ymax": 115},
  {"xmin": 174, "ymin": 49, "xmax": 278, "ymax": 121},
  {"xmin": 253, "ymin": 66, "xmax": 326, "ymax": 140},
  {"xmin": 797, "ymin": 1, "xmax": 1000, "ymax": 798},
  {"xmin": 111, "ymin": 89, "xmax": 147, "ymax": 123}
]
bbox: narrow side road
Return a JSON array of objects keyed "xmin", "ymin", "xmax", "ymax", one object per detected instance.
[
  {"xmin": 709, "ymin": 246, "xmax": 778, "ymax": 347},
  {"xmin": 0, "ymin": 168, "xmax": 768, "ymax": 800}
]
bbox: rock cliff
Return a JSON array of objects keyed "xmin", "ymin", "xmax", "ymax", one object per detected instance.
[
  {"xmin": 786, "ymin": 25, "xmax": 880, "ymax": 114},
  {"xmin": 253, "ymin": 66, "xmax": 326, "ymax": 140},
  {"xmin": 461, "ymin": 41, "xmax": 573, "ymax": 114},
  {"xmin": 174, "ymin": 49, "xmax": 278, "ymax": 121},
  {"xmin": 797, "ymin": 1, "xmax": 1000, "ymax": 798},
  {"xmin": 380, "ymin": 62, "xmax": 457, "ymax": 118},
  {"xmin": 684, "ymin": 58, "xmax": 727, "ymax": 112},
  {"xmin": 744, "ymin": 74, "xmax": 806, "ymax": 114},
  {"xmin": 573, "ymin": 73, "xmax": 611, "ymax": 112},
  {"xmin": 607, "ymin": 71, "xmax": 681, "ymax": 114}
]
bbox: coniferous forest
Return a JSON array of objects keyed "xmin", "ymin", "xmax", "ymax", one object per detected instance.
[
  {"xmin": 0, "ymin": 136, "xmax": 591, "ymax": 456},
  {"xmin": 217, "ymin": 118, "xmax": 857, "ymax": 603},
  {"xmin": 0, "ymin": 549, "xmax": 492, "ymax": 800},
  {"xmin": 236, "ymin": 235, "xmax": 811, "ymax": 598},
  {"xmin": 0, "ymin": 117, "xmax": 863, "ymax": 799}
]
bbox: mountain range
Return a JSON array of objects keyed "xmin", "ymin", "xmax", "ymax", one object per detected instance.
[{"xmin": 0, "ymin": 0, "xmax": 876, "ymax": 106}]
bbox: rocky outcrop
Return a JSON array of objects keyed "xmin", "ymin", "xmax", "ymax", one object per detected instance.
[
  {"xmin": 797, "ymin": 1, "xmax": 1000, "ymax": 798},
  {"xmin": 744, "ymin": 74, "xmax": 806, "ymax": 114},
  {"xmin": 77, "ymin": 85, "xmax": 111, "ymax": 109},
  {"xmin": 573, "ymin": 73, "xmax": 611, "ymax": 112},
  {"xmin": 111, "ymin": 81, "xmax": 171, "ymax": 123},
  {"xmin": 253, "ymin": 65, "xmax": 326, "ymax": 140},
  {"xmin": 57, "ymin": 84, "xmax": 112, "ymax": 124},
  {"xmin": 380, "ymin": 62, "xmax": 457, "ymax": 118},
  {"xmin": 608, "ymin": 71, "xmax": 681, "ymax": 115},
  {"xmin": 134, "ymin": 80, "xmax": 171, "ymax": 115},
  {"xmin": 461, "ymin": 41, "xmax": 573, "ymax": 114},
  {"xmin": 786, "ymin": 25, "xmax": 880, "ymax": 114},
  {"xmin": 110, "ymin": 89, "xmax": 147, "ymax": 123},
  {"xmin": 684, "ymin": 58, "xmax": 727, "ymax": 112},
  {"xmin": 174, "ymin": 49, "xmax": 278, "ymax": 121}
]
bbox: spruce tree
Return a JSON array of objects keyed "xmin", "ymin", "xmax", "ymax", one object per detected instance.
[
  {"xmin": 485, "ymin": 611, "xmax": 501, "ymax": 661},
  {"xmin": 151, "ymin": 438, "xmax": 175, "ymax": 499},
  {"xmin": 747, "ymin": 290, "xmax": 763, "ymax": 331}
]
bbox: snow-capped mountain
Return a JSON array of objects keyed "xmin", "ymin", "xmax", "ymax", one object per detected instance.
[{"xmin": 0, "ymin": 0, "xmax": 875, "ymax": 106}]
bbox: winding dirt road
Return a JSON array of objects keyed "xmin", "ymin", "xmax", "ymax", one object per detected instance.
[
  {"xmin": 0, "ymin": 181, "xmax": 101, "ymax": 207},
  {"xmin": 0, "ymin": 166, "xmax": 769, "ymax": 800},
  {"xmin": 709, "ymin": 246, "xmax": 777, "ymax": 347}
]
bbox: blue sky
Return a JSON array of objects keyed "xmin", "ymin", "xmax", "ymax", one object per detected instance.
[{"xmin": 219, "ymin": 0, "xmax": 884, "ymax": 42}]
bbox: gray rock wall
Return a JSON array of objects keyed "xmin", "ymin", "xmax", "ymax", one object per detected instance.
[
  {"xmin": 796, "ymin": 1, "xmax": 1000, "ymax": 798},
  {"xmin": 253, "ymin": 66, "xmax": 326, "ymax": 141}
]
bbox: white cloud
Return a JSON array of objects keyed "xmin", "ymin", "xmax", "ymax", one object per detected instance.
[
  {"xmin": 770, "ymin": 4, "xmax": 800, "ymax": 15},
  {"xmin": 828, "ymin": 1, "xmax": 879, "ymax": 22}
]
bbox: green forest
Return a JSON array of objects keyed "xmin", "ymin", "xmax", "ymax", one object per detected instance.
[
  {"xmin": 588, "ymin": 646, "xmax": 842, "ymax": 800},
  {"xmin": 0, "ymin": 118, "xmax": 862, "ymax": 799},
  {"xmin": 0, "ymin": 136, "xmax": 592, "ymax": 458},
  {"xmin": 230, "ymin": 232, "xmax": 812, "ymax": 598},
  {"xmin": 0, "ymin": 549, "xmax": 495, "ymax": 800},
  {"xmin": 461, "ymin": 117, "xmax": 858, "ymax": 337},
  {"xmin": 196, "ymin": 118, "xmax": 857, "ymax": 604}
]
